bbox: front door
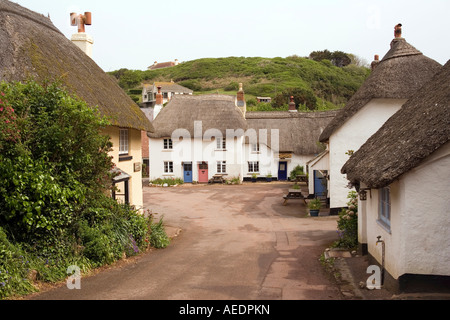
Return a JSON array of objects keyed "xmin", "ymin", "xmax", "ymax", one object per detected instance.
[
  {"xmin": 198, "ymin": 162, "xmax": 209, "ymax": 183},
  {"xmin": 314, "ymin": 170, "xmax": 328, "ymax": 198},
  {"xmin": 278, "ymin": 161, "xmax": 288, "ymax": 181},
  {"xmin": 183, "ymin": 163, "xmax": 193, "ymax": 183}
]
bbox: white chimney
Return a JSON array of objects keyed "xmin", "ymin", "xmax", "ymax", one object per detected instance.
[{"xmin": 70, "ymin": 12, "xmax": 94, "ymax": 58}]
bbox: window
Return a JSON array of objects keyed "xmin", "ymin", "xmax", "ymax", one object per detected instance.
[
  {"xmin": 378, "ymin": 187, "xmax": 391, "ymax": 230},
  {"xmin": 164, "ymin": 161, "xmax": 173, "ymax": 174},
  {"xmin": 252, "ymin": 143, "xmax": 260, "ymax": 153},
  {"xmin": 164, "ymin": 138, "xmax": 173, "ymax": 150},
  {"xmin": 217, "ymin": 161, "xmax": 226, "ymax": 173},
  {"xmin": 119, "ymin": 129, "xmax": 129, "ymax": 155},
  {"xmin": 248, "ymin": 161, "xmax": 260, "ymax": 173},
  {"xmin": 216, "ymin": 137, "xmax": 226, "ymax": 150}
]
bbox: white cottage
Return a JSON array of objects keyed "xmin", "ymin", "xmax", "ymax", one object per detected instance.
[
  {"xmin": 342, "ymin": 59, "xmax": 450, "ymax": 292},
  {"xmin": 318, "ymin": 26, "xmax": 442, "ymax": 214},
  {"xmin": 148, "ymin": 85, "xmax": 336, "ymax": 184}
]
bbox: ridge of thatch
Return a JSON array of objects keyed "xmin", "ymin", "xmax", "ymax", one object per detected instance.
[
  {"xmin": 0, "ymin": 0, "xmax": 153, "ymax": 132},
  {"xmin": 148, "ymin": 94, "xmax": 248, "ymax": 138},
  {"xmin": 319, "ymin": 37, "xmax": 441, "ymax": 142},
  {"xmin": 246, "ymin": 110, "xmax": 338, "ymax": 155},
  {"xmin": 342, "ymin": 59, "xmax": 450, "ymax": 189}
]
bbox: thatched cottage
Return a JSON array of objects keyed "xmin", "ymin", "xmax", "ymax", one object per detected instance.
[
  {"xmin": 341, "ymin": 59, "xmax": 450, "ymax": 292},
  {"xmin": 318, "ymin": 25, "xmax": 442, "ymax": 214},
  {"xmin": 0, "ymin": 0, "xmax": 154, "ymax": 209},
  {"xmin": 148, "ymin": 84, "xmax": 336, "ymax": 184}
]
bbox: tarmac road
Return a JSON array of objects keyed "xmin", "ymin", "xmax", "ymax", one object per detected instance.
[{"xmin": 27, "ymin": 182, "xmax": 343, "ymax": 300}]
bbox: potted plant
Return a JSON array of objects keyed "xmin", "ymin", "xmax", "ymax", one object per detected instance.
[
  {"xmin": 308, "ymin": 198, "xmax": 322, "ymax": 217},
  {"xmin": 251, "ymin": 173, "xmax": 258, "ymax": 183},
  {"xmin": 266, "ymin": 173, "xmax": 272, "ymax": 182}
]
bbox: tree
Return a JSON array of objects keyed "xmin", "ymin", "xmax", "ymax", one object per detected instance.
[
  {"xmin": 0, "ymin": 80, "xmax": 114, "ymax": 241},
  {"xmin": 273, "ymin": 87, "xmax": 317, "ymax": 111},
  {"xmin": 309, "ymin": 50, "xmax": 352, "ymax": 68}
]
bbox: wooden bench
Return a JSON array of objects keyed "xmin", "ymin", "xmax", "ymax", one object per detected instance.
[
  {"xmin": 209, "ymin": 174, "xmax": 226, "ymax": 184},
  {"xmin": 283, "ymin": 189, "xmax": 307, "ymax": 205}
]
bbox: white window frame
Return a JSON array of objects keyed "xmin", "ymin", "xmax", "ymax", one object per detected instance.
[
  {"xmin": 216, "ymin": 137, "xmax": 226, "ymax": 150},
  {"xmin": 119, "ymin": 129, "xmax": 129, "ymax": 155},
  {"xmin": 252, "ymin": 143, "xmax": 260, "ymax": 153},
  {"xmin": 163, "ymin": 138, "xmax": 173, "ymax": 150},
  {"xmin": 378, "ymin": 187, "xmax": 391, "ymax": 231},
  {"xmin": 248, "ymin": 161, "xmax": 260, "ymax": 173},
  {"xmin": 217, "ymin": 161, "xmax": 226, "ymax": 173},
  {"xmin": 164, "ymin": 161, "xmax": 174, "ymax": 174}
]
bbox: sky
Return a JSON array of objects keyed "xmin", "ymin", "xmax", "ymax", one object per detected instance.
[{"xmin": 10, "ymin": 0, "xmax": 450, "ymax": 71}]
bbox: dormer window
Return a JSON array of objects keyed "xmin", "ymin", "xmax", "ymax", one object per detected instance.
[{"xmin": 216, "ymin": 137, "xmax": 226, "ymax": 150}]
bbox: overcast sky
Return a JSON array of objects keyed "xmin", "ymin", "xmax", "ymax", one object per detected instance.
[{"xmin": 11, "ymin": 0, "xmax": 450, "ymax": 71}]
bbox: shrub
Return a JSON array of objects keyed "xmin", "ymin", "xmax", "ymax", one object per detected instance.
[
  {"xmin": 149, "ymin": 217, "xmax": 170, "ymax": 249},
  {"xmin": 289, "ymin": 165, "xmax": 304, "ymax": 181},
  {"xmin": 334, "ymin": 191, "xmax": 358, "ymax": 249}
]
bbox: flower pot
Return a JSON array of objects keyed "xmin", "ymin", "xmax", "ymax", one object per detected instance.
[
  {"xmin": 309, "ymin": 209, "xmax": 319, "ymax": 217},
  {"xmin": 266, "ymin": 177, "xmax": 272, "ymax": 182}
]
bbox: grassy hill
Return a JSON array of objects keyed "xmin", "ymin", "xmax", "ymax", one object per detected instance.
[{"xmin": 109, "ymin": 55, "xmax": 371, "ymax": 111}]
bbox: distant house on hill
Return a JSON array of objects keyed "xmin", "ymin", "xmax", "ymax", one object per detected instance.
[
  {"xmin": 142, "ymin": 81, "xmax": 194, "ymax": 111},
  {"xmin": 148, "ymin": 59, "xmax": 180, "ymax": 70},
  {"xmin": 318, "ymin": 25, "xmax": 442, "ymax": 214},
  {"xmin": 147, "ymin": 84, "xmax": 336, "ymax": 184},
  {"xmin": 341, "ymin": 59, "xmax": 450, "ymax": 293},
  {"xmin": 0, "ymin": 0, "xmax": 154, "ymax": 210}
]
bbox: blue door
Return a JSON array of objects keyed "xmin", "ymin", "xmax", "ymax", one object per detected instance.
[
  {"xmin": 278, "ymin": 161, "xmax": 288, "ymax": 181},
  {"xmin": 183, "ymin": 163, "xmax": 193, "ymax": 183},
  {"xmin": 314, "ymin": 170, "xmax": 327, "ymax": 197}
]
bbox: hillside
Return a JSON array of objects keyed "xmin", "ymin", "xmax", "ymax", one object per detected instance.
[{"xmin": 108, "ymin": 55, "xmax": 371, "ymax": 111}]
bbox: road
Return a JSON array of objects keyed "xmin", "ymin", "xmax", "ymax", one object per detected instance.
[{"xmin": 27, "ymin": 182, "xmax": 342, "ymax": 300}]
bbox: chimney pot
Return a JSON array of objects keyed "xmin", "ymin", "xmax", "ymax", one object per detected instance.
[
  {"xmin": 371, "ymin": 54, "xmax": 380, "ymax": 71},
  {"xmin": 237, "ymin": 83, "xmax": 245, "ymax": 101},
  {"xmin": 289, "ymin": 96, "xmax": 297, "ymax": 112},
  {"xmin": 394, "ymin": 23, "xmax": 403, "ymax": 38}
]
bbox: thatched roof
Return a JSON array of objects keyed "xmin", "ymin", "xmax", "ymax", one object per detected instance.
[
  {"xmin": 148, "ymin": 94, "xmax": 248, "ymax": 138},
  {"xmin": 0, "ymin": 0, "xmax": 153, "ymax": 132},
  {"xmin": 319, "ymin": 37, "xmax": 441, "ymax": 142},
  {"xmin": 246, "ymin": 111, "xmax": 338, "ymax": 155},
  {"xmin": 149, "ymin": 92, "xmax": 337, "ymax": 155},
  {"xmin": 342, "ymin": 59, "xmax": 450, "ymax": 189}
]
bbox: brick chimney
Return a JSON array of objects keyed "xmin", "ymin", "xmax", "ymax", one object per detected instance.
[
  {"xmin": 371, "ymin": 54, "xmax": 380, "ymax": 71},
  {"xmin": 288, "ymin": 96, "xmax": 297, "ymax": 113},
  {"xmin": 236, "ymin": 83, "xmax": 246, "ymax": 118},
  {"xmin": 70, "ymin": 12, "xmax": 94, "ymax": 58},
  {"xmin": 154, "ymin": 86, "xmax": 164, "ymax": 119}
]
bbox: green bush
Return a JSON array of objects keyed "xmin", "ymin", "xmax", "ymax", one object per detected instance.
[
  {"xmin": 149, "ymin": 218, "xmax": 170, "ymax": 249},
  {"xmin": 334, "ymin": 191, "xmax": 358, "ymax": 249},
  {"xmin": 151, "ymin": 177, "xmax": 184, "ymax": 186},
  {"xmin": 0, "ymin": 80, "xmax": 170, "ymax": 299},
  {"xmin": 289, "ymin": 165, "xmax": 304, "ymax": 181}
]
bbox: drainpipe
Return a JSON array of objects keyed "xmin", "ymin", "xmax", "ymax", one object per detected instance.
[{"xmin": 376, "ymin": 236, "xmax": 385, "ymax": 285}]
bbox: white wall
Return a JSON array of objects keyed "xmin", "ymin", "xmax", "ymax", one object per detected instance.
[
  {"xmin": 364, "ymin": 142, "xmax": 450, "ymax": 279},
  {"xmin": 149, "ymin": 136, "xmax": 245, "ymax": 182},
  {"xmin": 329, "ymin": 98, "xmax": 405, "ymax": 209}
]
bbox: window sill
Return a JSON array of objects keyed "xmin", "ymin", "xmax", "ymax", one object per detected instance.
[
  {"xmin": 162, "ymin": 149, "xmax": 173, "ymax": 152},
  {"xmin": 119, "ymin": 155, "xmax": 133, "ymax": 162},
  {"xmin": 215, "ymin": 149, "xmax": 227, "ymax": 152},
  {"xmin": 376, "ymin": 219, "xmax": 392, "ymax": 234}
]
